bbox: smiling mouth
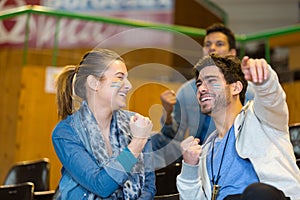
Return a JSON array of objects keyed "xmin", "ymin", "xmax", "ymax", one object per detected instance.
[
  {"xmin": 118, "ymin": 92, "xmax": 127, "ymax": 97},
  {"xmin": 200, "ymin": 95, "xmax": 214, "ymax": 102}
]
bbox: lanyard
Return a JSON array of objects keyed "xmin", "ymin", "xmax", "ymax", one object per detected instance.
[{"xmin": 210, "ymin": 129, "xmax": 231, "ymax": 200}]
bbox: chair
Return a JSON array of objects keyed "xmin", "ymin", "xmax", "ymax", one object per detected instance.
[
  {"xmin": 154, "ymin": 193, "xmax": 180, "ymax": 200},
  {"xmin": 289, "ymin": 123, "xmax": 300, "ymax": 168},
  {"xmin": 155, "ymin": 162, "xmax": 181, "ymax": 196},
  {"xmin": 297, "ymin": 158, "xmax": 300, "ymax": 169},
  {"xmin": 0, "ymin": 182, "xmax": 34, "ymax": 200},
  {"xmin": 3, "ymin": 158, "xmax": 50, "ymax": 191},
  {"xmin": 33, "ymin": 190, "xmax": 55, "ymax": 200}
]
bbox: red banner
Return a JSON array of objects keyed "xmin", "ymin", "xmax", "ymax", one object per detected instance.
[{"xmin": 0, "ymin": 0, "xmax": 174, "ymax": 48}]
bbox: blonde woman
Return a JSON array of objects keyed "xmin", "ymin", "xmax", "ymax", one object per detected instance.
[{"xmin": 52, "ymin": 49, "xmax": 156, "ymax": 199}]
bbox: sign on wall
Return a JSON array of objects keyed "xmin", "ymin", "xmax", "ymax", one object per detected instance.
[{"xmin": 0, "ymin": 0, "xmax": 174, "ymax": 48}]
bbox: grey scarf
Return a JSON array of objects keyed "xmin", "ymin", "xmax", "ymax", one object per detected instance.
[{"xmin": 75, "ymin": 101, "xmax": 145, "ymax": 199}]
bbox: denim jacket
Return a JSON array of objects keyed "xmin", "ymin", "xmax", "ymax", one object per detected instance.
[{"xmin": 52, "ymin": 110, "xmax": 156, "ymax": 199}]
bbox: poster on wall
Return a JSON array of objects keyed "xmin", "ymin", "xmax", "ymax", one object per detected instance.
[
  {"xmin": 45, "ymin": 66, "xmax": 63, "ymax": 94},
  {"xmin": 0, "ymin": 0, "xmax": 174, "ymax": 48}
]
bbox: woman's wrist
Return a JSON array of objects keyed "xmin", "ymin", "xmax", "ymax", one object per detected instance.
[{"xmin": 128, "ymin": 137, "xmax": 148, "ymax": 158}]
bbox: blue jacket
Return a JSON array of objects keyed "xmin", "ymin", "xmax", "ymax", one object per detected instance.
[{"xmin": 52, "ymin": 110, "xmax": 156, "ymax": 199}]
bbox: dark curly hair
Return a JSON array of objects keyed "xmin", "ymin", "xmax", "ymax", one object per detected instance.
[{"xmin": 193, "ymin": 54, "xmax": 247, "ymax": 105}]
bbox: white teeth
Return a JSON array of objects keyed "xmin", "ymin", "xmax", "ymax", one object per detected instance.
[
  {"xmin": 201, "ymin": 96, "xmax": 212, "ymax": 102},
  {"xmin": 119, "ymin": 92, "xmax": 126, "ymax": 97}
]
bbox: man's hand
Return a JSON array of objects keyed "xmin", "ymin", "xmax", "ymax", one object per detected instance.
[
  {"xmin": 241, "ymin": 56, "xmax": 269, "ymax": 84},
  {"xmin": 160, "ymin": 90, "xmax": 176, "ymax": 124},
  {"xmin": 181, "ymin": 136, "xmax": 201, "ymax": 165}
]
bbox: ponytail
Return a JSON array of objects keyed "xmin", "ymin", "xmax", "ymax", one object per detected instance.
[{"xmin": 55, "ymin": 65, "xmax": 77, "ymax": 120}]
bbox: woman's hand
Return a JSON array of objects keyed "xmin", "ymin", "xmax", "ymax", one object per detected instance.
[
  {"xmin": 128, "ymin": 113, "xmax": 153, "ymax": 157},
  {"xmin": 130, "ymin": 113, "xmax": 153, "ymax": 139}
]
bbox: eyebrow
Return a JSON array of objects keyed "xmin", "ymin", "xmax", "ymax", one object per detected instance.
[
  {"xmin": 204, "ymin": 75, "xmax": 218, "ymax": 79},
  {"xmin": 197, "ymin": 75, "xmax": 218, "ymax": 81},
  {"xmin": 196, "ymin": 75, "xmax": 219, "ymax": 85},
  {"xmin": 114, "ymin": 72, "xmax": 125, "ymax": 76}
]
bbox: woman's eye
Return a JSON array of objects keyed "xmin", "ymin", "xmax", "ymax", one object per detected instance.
[{"xmin": 117, "ymin": 76, "xmax": 124, "ymax": 81}]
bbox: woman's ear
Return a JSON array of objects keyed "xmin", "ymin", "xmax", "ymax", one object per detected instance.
[{"xmin": 87, "ymin": 75, "xmax": 99, "ymax": 91}]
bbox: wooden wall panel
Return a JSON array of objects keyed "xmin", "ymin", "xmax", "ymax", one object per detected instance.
[
  {"xmin": 282, "ymin": 81, "xmax": 300, "ymax": 125},
  {"xmin": 15, "ymin": 65, "xmax": 61, "ymax": 189},
  {"xmin": 0, "ymin": 47, "xmax": 87, "ymax": 186},
  {"xmin": 0, "ymin": 48, "xmax": 23, "ymax": 184}
]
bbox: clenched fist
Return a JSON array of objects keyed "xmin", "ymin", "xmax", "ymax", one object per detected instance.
[
  {"xmin": 160, "ymin": 90, "xmax": 176, "ymax": 124},
  {"xmin": 181, "ymin": 136, "xmax": 202, "ymax": 165},
  {"xmin": 130, "ymin": 113, "xmax": 153, "ymax": 139}
]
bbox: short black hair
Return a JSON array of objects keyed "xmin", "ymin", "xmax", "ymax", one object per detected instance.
[{"xmin": 206, "ymin": 23, "xmax": 236, "ymax": 50}]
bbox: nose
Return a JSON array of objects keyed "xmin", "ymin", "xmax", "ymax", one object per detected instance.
[
  {"xmin": 204, "ymin": 45, "xmax": 215, "ymax": 55},
  {"xmin": 208, "ymin": 44, "xmax": 216, "ymax": 53},
  {"xmin": 124, "ymin": 78, "xmax": 132, "ymax": 91},
  {"xmin": 198, "ymin": 81, "xmax": 208, "ymax": 93}
]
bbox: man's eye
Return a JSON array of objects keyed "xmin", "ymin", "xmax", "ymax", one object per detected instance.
[
  {"xmin": 207, "ymin": 79, "xmax": 217, "ymax": 84},
  {"xmin": 204, "ymin": 43, "xmax": 211, "ymax": 47},
  {"xmin": 216, "ymin": 42, "xmax": 225, "ymax": 47}
]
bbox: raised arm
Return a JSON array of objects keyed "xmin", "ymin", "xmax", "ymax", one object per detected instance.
[{"xmin": 241, "ymin": 56, "xmax": 288, "ymax": 132}]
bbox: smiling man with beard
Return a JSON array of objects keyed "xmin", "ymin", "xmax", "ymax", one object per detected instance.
[{"xmin": 176, "ymin": 54, "xmax": 300, "ymax": 200}]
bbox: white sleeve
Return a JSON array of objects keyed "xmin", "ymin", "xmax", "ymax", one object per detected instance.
[
  {"xmin": 252, "ymin": 65, "xmax": 289, "ymax": 132},
  {"xmin": 176, "ymin": 162, "xmax": 207, "ymax": 200}
]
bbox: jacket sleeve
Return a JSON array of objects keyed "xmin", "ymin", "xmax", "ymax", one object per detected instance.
[
  {"xmin": 52, "ymin": 122, "xmax": 138, "ymax": 198},
  {"xmin": 160, "ymin": 81, "xmax": 193, "ymax": 141},
  {"xmin": 160, "ymin": 94, "xmax": 181, "ymax": 139},
  {"xmin": 252, "ymin": 65, "xmax": 289, "ymax": 132},
  {"xmin": 176, "ymin": 162, "xmax": 207, "ymax": 200},
  {"xmin": 138, "ymin": 140, "xmax": 156, "ymax": 199}
]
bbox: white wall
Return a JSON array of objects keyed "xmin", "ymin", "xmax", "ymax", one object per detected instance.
[{"xmin": 211, "ymin": 0, "xmax": 299, "ymax": 34}]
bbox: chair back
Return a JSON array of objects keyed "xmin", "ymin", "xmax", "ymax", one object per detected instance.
[
  {"xmin": 154, "ymin": 193, "xmax": 180, "ymax": 200},
  {"xmin": 155, "ymin": 162, "xmax": 181, "ymax": 196},
  {"xmin": 33, "ymin": 190, "xmax": 55, "ymax": 200},
  {"xmin": 0, "ymin": 182, "xmax": 34, "ymax": 200},
  {"xmin": 4, "ymin": 158, "xmax": 50, "ymax": 191},
  {"xmin": 289, "ymin": 123, "xmax": 300, "ymax": 159},
  {"xmin": 297, "ymin": 158, "xmax": 300, "ymax": 168}
]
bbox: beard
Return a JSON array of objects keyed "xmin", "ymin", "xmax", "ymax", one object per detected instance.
[{"xmin": 200, "ymin": 86, "xmax": 231, "ymax": 115}]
